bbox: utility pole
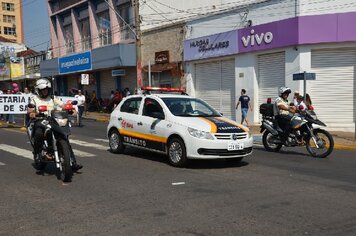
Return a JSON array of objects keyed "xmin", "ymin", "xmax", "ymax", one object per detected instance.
[{"xmin": 133, "ymin": 0, "xmax": 143, "ymax": 88}]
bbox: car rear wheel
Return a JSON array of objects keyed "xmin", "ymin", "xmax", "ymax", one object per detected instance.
[
  {"xmin": 109, "ymin": 129, "xmax": 125, "ymax": 154},
  {"xmin": 168, "ymin": 138, "xmax": 187, "ymax": 167}
]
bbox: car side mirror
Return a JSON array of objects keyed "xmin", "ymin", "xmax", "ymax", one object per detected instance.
[{"xmin": 151, "ymin": 112, "xmax": 164, "ymax": 120}]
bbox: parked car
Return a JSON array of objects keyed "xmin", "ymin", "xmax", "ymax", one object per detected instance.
[{"xmin": 107, "ymin": 87, "xmax": 253, "ymax": 167}]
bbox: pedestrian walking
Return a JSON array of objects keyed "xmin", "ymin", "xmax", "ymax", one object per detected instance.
[
  {"xmin": 75, "ymin": 90, "xmax": 86, "ymax": 127},
  {"xmin": 236, "ymin": 89, "xmax": 252, "ymax": 126}
]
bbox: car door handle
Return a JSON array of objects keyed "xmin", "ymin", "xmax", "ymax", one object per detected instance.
[
  {"xmin": 137, "ymin": 122, "xmax": 143, "ymax": 126},
  {"xmin": 118, "ymin": 117, "xmax": 122, "ymax": 121}
]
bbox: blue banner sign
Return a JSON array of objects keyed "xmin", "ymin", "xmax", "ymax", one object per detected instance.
[{"xmin": 59, "ymin": 51, "xmax": 92, "ymax": 74}]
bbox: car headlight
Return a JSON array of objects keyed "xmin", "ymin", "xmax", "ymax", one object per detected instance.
[{"xmin": 188, "ymin": 127, "xmax": 214, "ymax": 140}]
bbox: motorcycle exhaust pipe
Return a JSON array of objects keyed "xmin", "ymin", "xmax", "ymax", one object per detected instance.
[{"xmin": 262, "ymin": 121, "xmax": 279, "ymax": 136}]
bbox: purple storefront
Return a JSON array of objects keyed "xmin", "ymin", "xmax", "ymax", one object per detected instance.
[{"xmin": 184, "ymin": 12, "xmax": 356, "ymax": 130}]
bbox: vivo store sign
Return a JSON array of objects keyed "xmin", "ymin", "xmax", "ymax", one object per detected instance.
[
  {"xmin": 241, "ymin": 29, "xmax": 273, "ymax": 47},
  {"xmin": 59, "ymin": 51, "xmax": 92, "ymax": 74}
]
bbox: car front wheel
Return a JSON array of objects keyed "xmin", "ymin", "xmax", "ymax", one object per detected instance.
[
  {"xmin": 109, "ymin": 129, "xmax": 125, "ymax": 154},
  {"xmin": 167, "ymin": 138, "xmax": 187, "ymax": 167}
]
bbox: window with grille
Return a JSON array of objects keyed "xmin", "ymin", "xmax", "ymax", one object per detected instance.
[
  {"xmin": 97, "ymin": 11, "xmax": 112, "ymax": 46},
  {"xmin": 2, "ymin": 3, "xmax": 14, "ymax": 11},
  {"xmin": 3, "ymin": 15, "xmax": 15, "ymax": 23},
  {"xmin": 4, "ymin": 27, "xmax": 15, "ymax": 35},
  {"xmin": 80, "ymin": 18, "xmax": 91, "ymax": 51}
]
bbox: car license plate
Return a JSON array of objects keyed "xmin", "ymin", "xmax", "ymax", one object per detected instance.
[{"xmin": 227, "ymin": 142, "xmax": 244, "ymax": 151}]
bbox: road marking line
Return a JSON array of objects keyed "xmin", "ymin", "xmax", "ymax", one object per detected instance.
[
  {"xmin": 70, "ymin": 139, "xmax": 108, "ymax": 150},
  {"xmin": 172, "ymin": 182, "xmax": 185, "ymax": 186},
  {"xmin": 0, "ymin": 161, "xmax": 5, "ymax": 166},
  {"xmin": 0, "ymin": 144, "xmax": 33, "ymax": 160},
  {"xmin": 73, "ymin": 149, "xmax": 95, "ymax": 157}
]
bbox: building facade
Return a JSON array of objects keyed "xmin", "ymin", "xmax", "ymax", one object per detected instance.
[
  {"xmin": 141, "ymin": 24, "xmax": 185, "ymax": 88},
  {"xmin": 0, "ymin": 0, "xmax": 24, "ymax": 43},
  {"xmin": 184, "ymin": 0, "xmax": 356, "ymax": 131},
  {"xmin": 41, "ymin": 0, "xmax": 136, "ymax": 100}
]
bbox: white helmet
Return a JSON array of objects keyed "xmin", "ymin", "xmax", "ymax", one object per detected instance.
[
  {"xmin": 35, "ymin": 78, "xmax": 51, "ymax": 98},
  {"xmin": 278, "ymin": 86, "xmax": 291, "ymax": 96}
]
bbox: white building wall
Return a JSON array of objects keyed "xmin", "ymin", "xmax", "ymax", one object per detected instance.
[
  {"xmin": 298, "ymin": 0, "xmax": 356, "ymax": 16},
  {"xmin": 185, "ymin": 0, "xmax": 356, "ymax": 39},
  {"xmin": 235, "ymin": 53, "xmax": 257, "ymax": 123},
  {"xmin": 140, "ymin": 0, "xmax": 269, "ymax": 31}
]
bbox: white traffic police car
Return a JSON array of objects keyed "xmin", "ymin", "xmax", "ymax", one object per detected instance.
[{"xmin": 107, "ymin": 87, "xmax": 253, "ymax": 167}]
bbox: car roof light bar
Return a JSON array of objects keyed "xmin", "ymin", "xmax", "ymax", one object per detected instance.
[{"xmin": 141, "ymin": 87, "xmax": 188, "ymax": 95}]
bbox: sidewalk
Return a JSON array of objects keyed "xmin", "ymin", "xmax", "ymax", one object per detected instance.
[{"xmin": 82, "ymin": 112, "xmax": 356, "ymax": 150}]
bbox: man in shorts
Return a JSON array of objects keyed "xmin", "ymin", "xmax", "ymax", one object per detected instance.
[{"xmin": 236, "ymin": 89, "xmax": 252, "ymax": 126}]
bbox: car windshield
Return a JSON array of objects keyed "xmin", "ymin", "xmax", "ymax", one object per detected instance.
[{"xmin": 162, "ymin": 97, "xmax": 221, "ymax": 117}]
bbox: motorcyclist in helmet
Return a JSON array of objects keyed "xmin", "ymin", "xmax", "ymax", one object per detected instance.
[
  {"xmin": 275, "ymin": 87, "xmax": 296, "ymax": 145},
  {"xmin": 27, "ymin": 78, "xmax": 83, "ymax": 171}
]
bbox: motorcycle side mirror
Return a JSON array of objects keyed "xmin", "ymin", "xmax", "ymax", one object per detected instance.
[{"xmin": 71, "ymin": 100, "xmax": 78, "ymax": 105}]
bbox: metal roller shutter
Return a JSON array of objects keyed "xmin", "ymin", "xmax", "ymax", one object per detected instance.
[
  {"xmin": 258, "ymin": 52, "xmax": 285, "ymax": 108},
  {"xmin": 311, "ymin": 48, "xmax": 355, "ymax": 127},
  {"xmin": 195, "ymin": 59, "xmax": 235, "ymax": 120},
  {"xmin": 221, "ymin": 60, "xmax": 236, "ymax": 119}
]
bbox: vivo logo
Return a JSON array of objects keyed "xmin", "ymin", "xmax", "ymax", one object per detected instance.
[{"xmin": 241, "ymin": 29, "xmax": 273, "ymax": 47}]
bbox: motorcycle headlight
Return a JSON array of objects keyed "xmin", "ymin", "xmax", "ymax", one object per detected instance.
[
  {"xmin": 55, "ymin": 118, "xmax": 68, "ymax": 127},
  {"xmin": 188, "ymin": 127, "xmax": 214, "ymax": 140}
]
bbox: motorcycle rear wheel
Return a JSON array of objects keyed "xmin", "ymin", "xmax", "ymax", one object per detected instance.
[
  {"xmin": 57, "ymin": 139, "xmax": 73, "ymax": 182},
  {"xmin": 262, "ymin": 131, "xmax": 283, "ymax": 152},
  {"xmin": 306, "ymin": 129, "xmax": 334, "ymax": 158}
]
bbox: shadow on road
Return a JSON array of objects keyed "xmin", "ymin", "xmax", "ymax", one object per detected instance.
[{"xmin": 121, "ymin": 147, "xmax": 250, "ymax": 169}]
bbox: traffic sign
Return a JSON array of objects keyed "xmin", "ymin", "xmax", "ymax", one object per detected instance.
[{"xmin": 293, "ymin": 72, "xmax": 316, "ymax": 81}]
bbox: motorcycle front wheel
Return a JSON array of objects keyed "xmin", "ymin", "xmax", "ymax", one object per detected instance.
[
  {"xmin": 262, "ymin": 131, "xmax": 283, "ymax": 152},
  {"xmin": 57, "ymin": 139, "xmax": 73, "ymax": 182},
  {"xmin": 306, "ymin": 129, "xmax": 334, "ymax": 158}
]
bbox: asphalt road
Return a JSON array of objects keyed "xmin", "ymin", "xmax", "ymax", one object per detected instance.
[{"xmin": 1, "ymin": 120, "xmax": 356, "ymax": 235}]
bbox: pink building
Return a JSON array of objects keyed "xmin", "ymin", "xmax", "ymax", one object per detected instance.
[{"xmin": 41, "ymin": 0, "xmax": 137, "ymax": 101}]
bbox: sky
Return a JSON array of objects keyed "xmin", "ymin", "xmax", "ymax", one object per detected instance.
[{"xmin": 23, "ymin": 0, "xmax": 51, "ymax": 52}]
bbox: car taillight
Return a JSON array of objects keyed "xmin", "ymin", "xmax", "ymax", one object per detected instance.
[
  {"xmin": 38, "ymin": 105, "xmax": 47, "ymax": 112},
  {"xmin": 267, "ymin": 98, "xmax": 272, "ymax": 104}
]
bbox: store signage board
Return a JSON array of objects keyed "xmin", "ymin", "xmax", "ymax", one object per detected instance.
[
  {"xmin": 293, "ymin": 72, "xmax": 316, "ymax": 80},
  {"xmin": 112, "ymin": 69, "xmax": 125, "ymax": 77},
  {"xmin": 81, "ymin": 73, "xmax": 89, "ymax": 85},
  {"xmin": 184, "ymin": 30, "xmax": 238, "ymax": 61},
  {"xmin": 59, "ymin": 51, "xmax": 92, "ymax": 74}
]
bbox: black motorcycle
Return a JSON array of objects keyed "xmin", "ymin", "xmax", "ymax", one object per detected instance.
[
  {"xmin": 259, "ymin": 102, "xmax": 334, "ymax": 158},
  {"xmin": 27, "ymin": 102, "xmax": 78, "ymax": 182}
]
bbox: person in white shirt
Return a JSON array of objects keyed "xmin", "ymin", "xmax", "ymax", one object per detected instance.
[{"xmin": 74, "ymin": 90, "xmax": 86, "ymax": 127}]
